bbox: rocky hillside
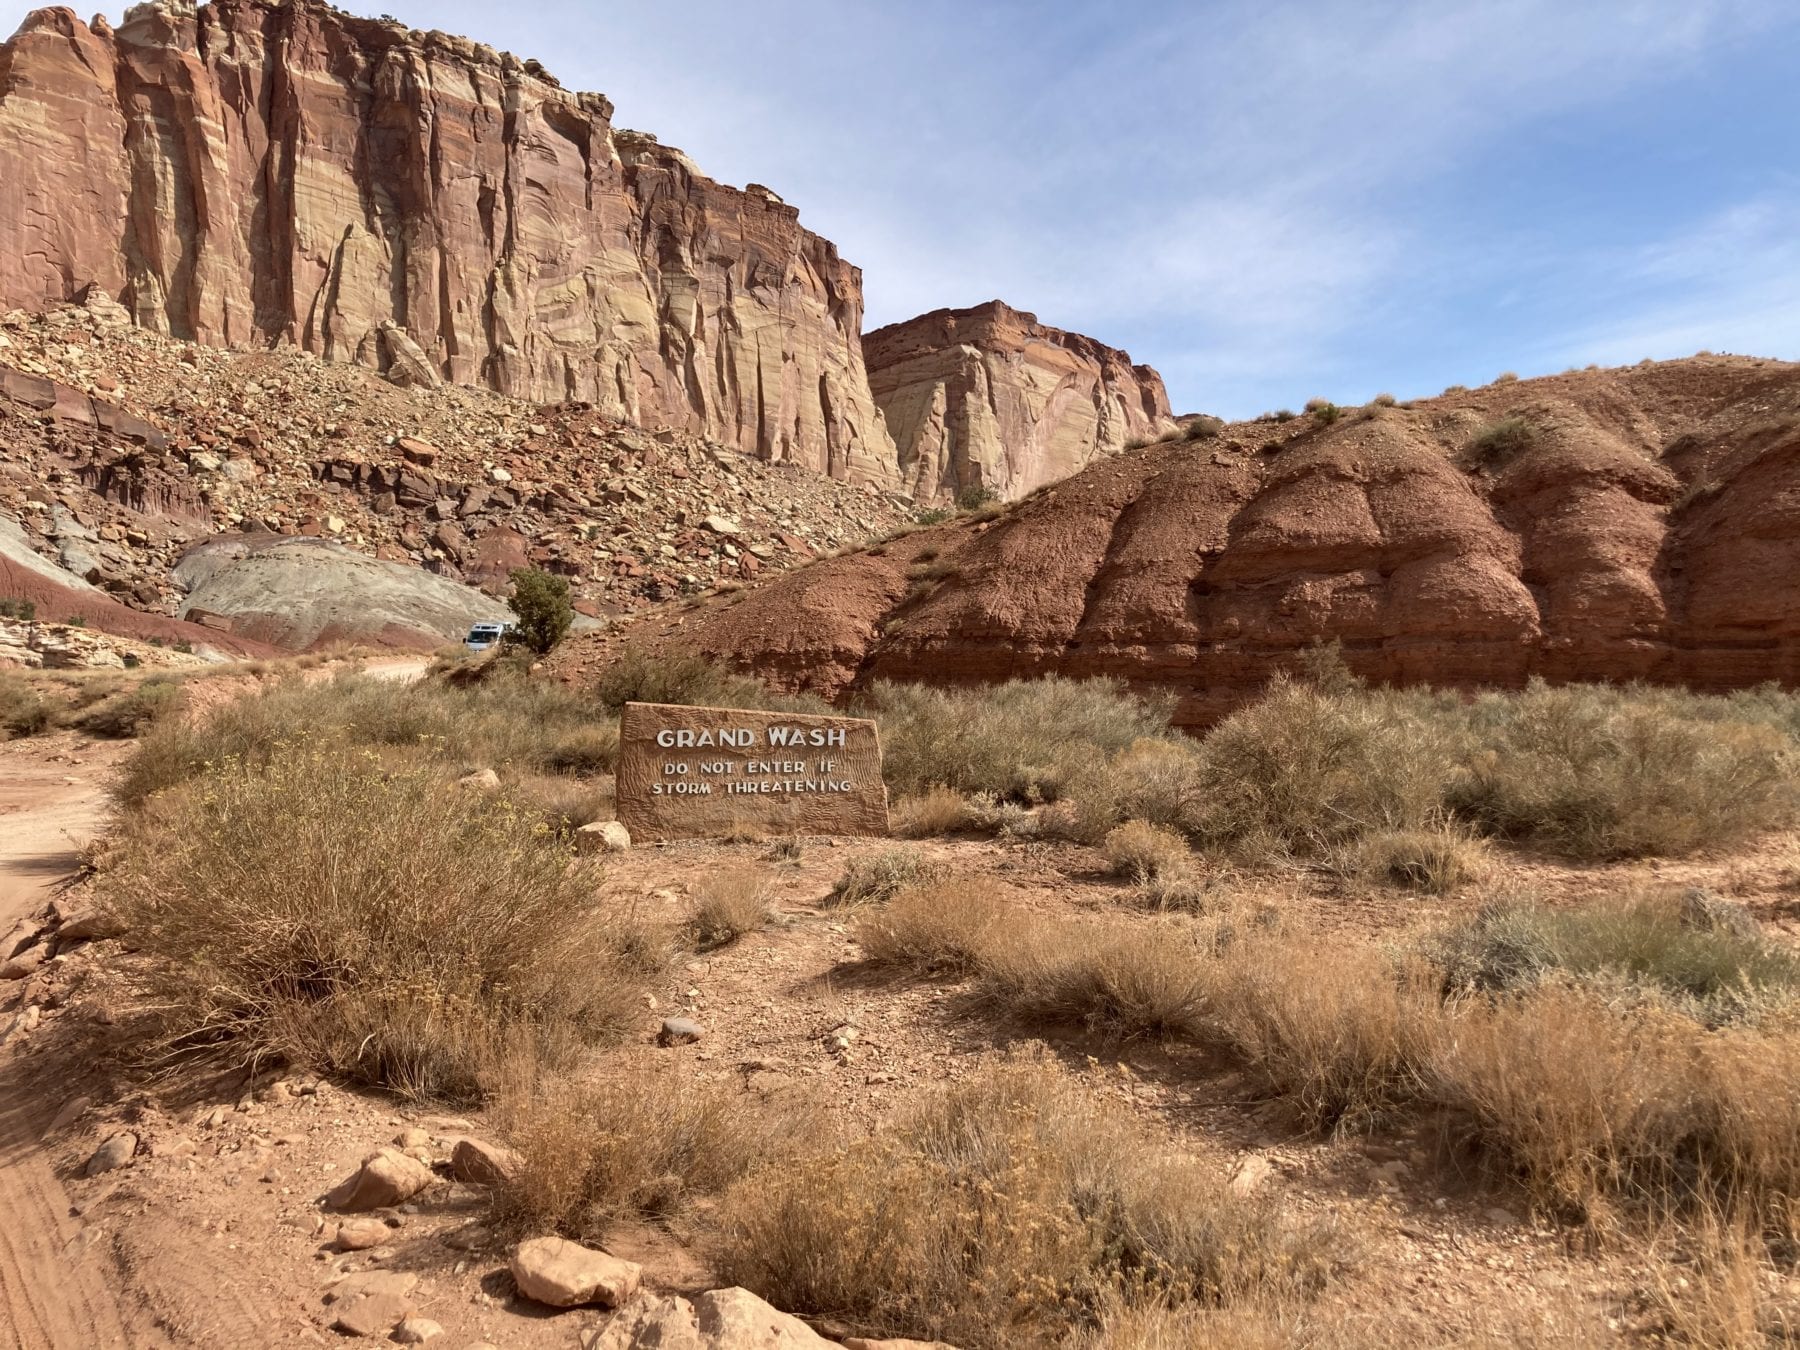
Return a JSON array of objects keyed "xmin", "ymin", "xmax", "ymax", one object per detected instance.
[
  {"xmin": 561, "ymin": 357, "xmax": 1800, "ymax": 726},
  {"xmin": 865, "ymin": 301, "xmax": 1175, "ymax": 503},
  {"xmin": 0, "ymin": 0, "xmax": 894, "ymax": 482},
  {"xmin": 0, "ymin": 296, "xmax": 914, "ymax": 649}
]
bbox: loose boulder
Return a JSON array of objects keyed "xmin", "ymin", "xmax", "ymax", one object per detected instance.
[
  {"xmin": 510, "ymin": 1236, "xmax": 642, "ymax": 1309},
  {"xmin": 575, "ymin": 820, "xmax": 632, "ymax": 854},
  {"xmin": 325, "ymin": 1147, "xmax": 435, "ymax": 1211},
  {"xmin": 449, "ymin": 1137, "xmax": 523, "ymax": 1186}
]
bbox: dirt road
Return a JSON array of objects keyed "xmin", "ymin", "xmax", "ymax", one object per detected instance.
[{"xmin": 0, "ymin": 734, "xmax": 133, "ymax": 1349}]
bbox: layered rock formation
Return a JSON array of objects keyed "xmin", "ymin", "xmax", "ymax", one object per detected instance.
[
  {"xmin": 0, "ymin": 0, "xmax": 895, "ymax": 482},
  {"xmin": 563, "ymin": 357, "xmax": 1800, "ymax": 726},
  {"xmin": 864, "ymin": 301, "xmax": 1175, "ymax": 502}
]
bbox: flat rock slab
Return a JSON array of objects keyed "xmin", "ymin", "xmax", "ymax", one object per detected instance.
[{"xmin": 615, "ymin": 702, "xmax": 888, "ymax": 842}]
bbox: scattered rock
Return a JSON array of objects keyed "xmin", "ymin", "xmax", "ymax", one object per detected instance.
[
  {"xmin": 574, "ymin": 820, "xmax": 631, "ymax": 854},
  {"xmin": 456, "ymin": 768, "xmax": 501, "ymax": 791},
  {"xmin": 1228, "ymin": 1154, "xmax": 1275, "ymax": 1196},
  {"xmin": 1, "ymin": 918, "xmax": 36, "ymax": 961},
  {"xmin": 658, "ymin": 1017, "xmax": 704, "ymax": 1047},
  {"xmin": 1, "ymin": 947, "xmax": 45, "ymax": 980},
  {"xmin": 85, "ymin": 1132, "xmax": 137, "ymax": 1176},
  {"xmin": 324, "ymin": 1147, "xmax": 435, "ymax": 1211},
  {"xmin": 592, "ymin": 1287, "xmax": 836, "ymax": 1348},
  {"xmin": 45, "ymin": 1094, "xmax": 93, "ymax": 1137},
  {"xmin": 54, "ymin": 906, "xmax": 122, "ymax": 943},
  {"xmin": 394, "ymin": 1317, "xmax": 444, "ymax": 1344},
  {"xmin": 332, "ymin": 1290, "xmax": 415, "ymax": 1338},
  {"xmin": 510, "ymin": 1235, "xmax": 642, "ymax": 1309},
  {"xmin": 844, "ymin": 1340, "xmax": 961, "ymax": 1350},
  {"xmin": 449, "ymin": 1137, "xmax": 523, "ymax": 1186},
  {"xmin": 335, "ymin": 1217, "xmax": 392, "ymax": 1251}
]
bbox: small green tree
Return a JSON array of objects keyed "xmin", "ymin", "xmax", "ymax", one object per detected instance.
[
  {"xmin": 507, "ymin": 568, "xmax": 574, "ymax": 655},
  {"xmin": 955, "ymin": 482, "xmax": 998, "ymax": 512}
]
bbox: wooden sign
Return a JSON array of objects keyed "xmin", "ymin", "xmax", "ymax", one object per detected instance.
[{"xmin": 614, "ymin": 702, "xmax": 889, "ymax": 842}]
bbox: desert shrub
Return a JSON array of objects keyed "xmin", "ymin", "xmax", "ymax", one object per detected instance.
[
  {"xmin": 540, "ymin": 723, "xmax": 619, "ymax": 775},
  {"xmin": 492, "ymin": 1066, "xmax": 806, "ymax": 1238},
  {"xmin": 507, "ymin": 567, "xmax": 574, "ymax": 654},
  {"xmin": 1186, "ymin": 677, "xmax": 1463, "ymax": 861},
  {"xmin": 714, "ymin": 1049, "xmax": 1336, "ymax": 1348},
  {"xmin": 103, "ymin": 741, "xmax": 645, "ymax": 1099},
  {"xmin": 71, "ymin": 676, "xmax": 186, "ymax": 738},
  {"xmin": 1104, "ymin": 820, "xmax": 1192, "ymax": 880},
  {"xmin": 827, "ymin": 846, "xmax": 944, "ymax": 907},
  {"xmin": 1372, "ymin": 392, "xmax": 1398, "ymax": 407},
  {"xmin": 593, "ymin": 645, "xmax": 827, "ymax": 716},
  {"xmin": 115, "ymin": 671, "xmax": 615, "ymax": 807},
  {"xmin": 1495, "ymin": 370, "xmax": 1520, "ymax": 383},
  {"xmin": 979, "ymin": 916, "xmax": 1214, "ymax": 1039},
  {"xmin": 1053, "ymin": 737, "xmax": 1208, "ymax": 842},
  {"xmin": 956, "ymin": 482, "xmax": 999, "ymax": 512},
  {"xmin": 857, "ymin": 878, "xmax": 1011, "ymax": 974},
  {"xmin": 1430, "ymin": 986, "xmax": 1800, "ymax": 1225},
  {"xmin": 914, "ymin": 506, "xmax": 953, "ymax": 526},
  {"xmin": 1203, "ymin": 936, "xmax": 1439, "ymax": 1129},
  {"xmin": 0, "ymin": 672, "xmax": 49, "ymax": 738},
  {"xmin": 0, "ymin": 596, "xmax": 37, "ymax": 620},
  {"xmin": 1467, "ymin": 415, "xmax": 1536, "ymax": 465},
  {"xmin": 685, "ymin": 870, "xmax": 773, "ymax": 950},
  {"xmin": 1430, "ymin": 889, "xmax": 1800, "ymax": 1009},
  {"xmin": 514, "ymin": 775, "xmax": 613, "ymax": 837},
  {"xmin": 1184, "ymin": 415, "xmax": 1226, "ymax": 441},
  {"xmin": 891, "ymin": 785, "xmax": 970, "ymax": 837},
  {"xmin": 1124, "ymin": 435, "xmax": 1151, "ymax": 450},
  {"xmin": 1447, "ymin": 682, "xmax": 1796, "ymax": 858},
  {"xmin": 867, "ymin": 677, "xmax": 1176, "ymax": 803},
  {"xmin": 1346, "ymin": 825, "xmax": 1489, "ymax": 894},
  {"xmin": 1271, "ymin": 409, "xmax": 1296, "ymax": 422},
  {"xmin": 1311, "ymin": 403, "xmax": 1342, "ymax": 424},
  {"xmin": 1303, "ymin": 397, "xmax": 1331, "ymax": 413}
]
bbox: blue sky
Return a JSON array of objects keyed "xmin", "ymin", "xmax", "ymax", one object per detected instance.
[{"xmin": 8, "ymin": 1, "xmax": 1798, "ymax": 416}]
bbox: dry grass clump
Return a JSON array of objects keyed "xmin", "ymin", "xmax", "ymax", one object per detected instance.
[
  {"xmin": 714, "ymin": 1050, "xmax": 1338, "ymax": 1349},
  {"xmin": 593, "ymin": 644, "xmax": 828, "ymax": 716},
  {"xmin": 491, "ymin": 1065, "xmax": 807, "ymax": 1238},
  {"xmin": 1450, "ymin": 682, "xmax": 1796, "ymax": 859},
  {"xmin": 116, "ymin": 670, "xmax": 617, "ymax": 807},
  {"xmin": 980, "ymin": 917, "xmax": 1215, "ymax": 1039},
  {"xmin": 1104, "ymin": 820, "xmax": 1192, "ymax": 880},
  {"xmin": 1467, "ymin": 415, "xmax": 1536, "ymax": 465},
  {"xmin": 71, "ymin": 676, "xmax": 186, "ymax": 738},
  {"xmin": 856, "ymin": 878, "xmax": 1012, "ymax": 974},
  {"xmin": 1345, "ymin": 825, "xmax": 1490, "ymax": 894},
  {"xmin": 867, "ymin": 676, "xmax": 1176, "ymax": 804},
  {"xmin": 891, "ymin": 784, "xmax": 971, "ymax": 837},
  {"xmin": 826, "ymin": 846, "xmax": 946, "ymax": 907},
  {"xmin": 684, "ymin": 870, "xmax": 774, "ymax": 950},
  {"xmin": 0, "ymin": 671, "xmax": 49, "ymax": 738},
  {"xmin": 1430, "ymin": 888, "xmax": 1800, "ymax": 1011},
  {"xmin": 1054, "ymin": 737, "xmax": 1208, "ymax": 842},
  {"xmin": 1186, "ymin": 676, "xmax": 1461, "ymax": 860},
  {"xmin": 103, "ymin": 741, "xmax": 647, "ymax": 1100}
]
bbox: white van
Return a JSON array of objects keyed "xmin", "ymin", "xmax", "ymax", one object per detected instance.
[{"xmin": 464, "ymin": 620, "xmax": 515, "ymax": 652}]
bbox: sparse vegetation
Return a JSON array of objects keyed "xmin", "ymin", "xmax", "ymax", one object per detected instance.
[
  {"xmin": 0, "ymin": 671, "xmax": 49, "ymax": 739},
  {"xmin": 507, "ymin": 567, "xmax": 575, "ymax": 655},
  {"xmin": 70, "ymin": 675, "xmax": 186, "ymax": 738},
  {"xmin": 1345, "ymin": 825, "xmax": 1489, "ymax": 894},
  {"xmin": 1184, "ymin": 415, "xmax": 1225, "ymax": 440},
  {"xmin": 1467, "ymin": 414, "xmax": 1537, "ymax": 465},
  {"xmin": 956, "ymin": 482, "xmax": 999, "ymax": 512},
  {"xmin": 0, "ymin": 596, "xmax": 37, "ymax": 620},
  {"xmin": 684, "ymin": 870, "xmax": 774, "ymax": 949},
  {"xmin": 104, "ymin": 741, "xmax": 648, "ymax": 1099},
  {"xmin": 593, "ymin": 644, "xmax": 828, "ymax": 716},
  {"xmin": 1372, "ymin": 392, "xmax": 1398, "ymax": 406},
  {"xmin": 492, "ymin": 1065, "xmax": 808, "ymax": 1238},
  {"xmin": 714, "ymin": 1050, "xmax": 1338, "ymax": 1348},
  {"xmin": 827, "ymin": 846, "xmax": 945, "ymax": 907}
]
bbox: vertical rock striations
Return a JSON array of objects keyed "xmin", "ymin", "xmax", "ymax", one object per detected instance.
[
  {"xmin": 864, "ymin": 300, "xmax": 1175, "ymax": 502},
  {"xmin": 0, "ymin": 0, "xmax": 896, "ymax": 483}
]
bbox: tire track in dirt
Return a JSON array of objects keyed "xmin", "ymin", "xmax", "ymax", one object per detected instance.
[{"xmin": 0, "ymin": 736, "xmax": 132, "ymax": 1349}]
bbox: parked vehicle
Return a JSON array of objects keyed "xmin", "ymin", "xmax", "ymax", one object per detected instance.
[{"xmin": 463, "ymin": 620, "xmax": 515, "ymax": 652}]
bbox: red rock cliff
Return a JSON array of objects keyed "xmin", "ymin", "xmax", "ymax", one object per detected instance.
[
  {"xmin": 562, "ymin": 357, "xmax": 1800, "ymax": 725},
  {"xmin": 0, "ymin": 1, "xmax": 896, "ymax": 484},
  {"xmin": 864, "ymin": 301, "xmax": 1174, "ymax": 503}
]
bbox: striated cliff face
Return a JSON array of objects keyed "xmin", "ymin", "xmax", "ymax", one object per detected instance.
[
  {"xmin": 864, "ymin": 301, "xmax": 1175, "ymax": 503},
  {"xmin": 0, "ymin": 1, "xmax": 896, "ymax": 483},
  {"xmin": 562, "ymin": 357, "xmax": 1800, "ymax": 726}
]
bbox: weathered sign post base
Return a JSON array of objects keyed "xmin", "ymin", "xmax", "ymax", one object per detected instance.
[{"xmin": 614, "ymin": 702, "xmax": 889, "ymax": 842}]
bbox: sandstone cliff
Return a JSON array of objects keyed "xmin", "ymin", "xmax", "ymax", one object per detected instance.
[
  {"xmin": 0, "ymin": 1, "xmax": 895, "ymax": 483},
  {"xmin": 562, "ymin": 357, "xmax": 1800, "ymax": 726},
  {"xmin": 864, "ymin": 301, "xmax": 1175, "ymax": 503}
]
